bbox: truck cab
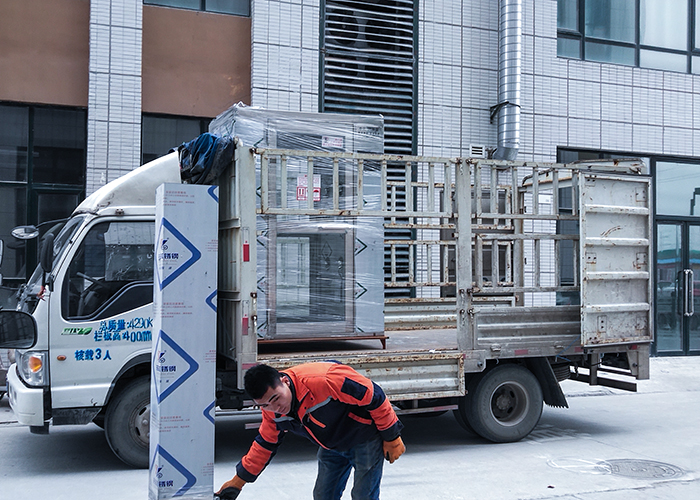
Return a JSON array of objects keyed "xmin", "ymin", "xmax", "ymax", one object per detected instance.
[{"xmin": 7, "ymin": 153, "xmax": 180, "ymax": 455}]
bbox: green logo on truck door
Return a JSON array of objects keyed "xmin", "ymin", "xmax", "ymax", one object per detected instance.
[{"xmin": 61, "ymin": 327, "xmax": 93, "ymax": 336}]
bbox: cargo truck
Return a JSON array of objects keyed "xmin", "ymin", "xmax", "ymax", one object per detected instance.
[{"xmin": 0, "ymin": 124, "xmax": 652, "ymax": 468}]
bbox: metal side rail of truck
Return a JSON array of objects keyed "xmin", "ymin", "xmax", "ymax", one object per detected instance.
[{"xmin": 0, "ymin": 138, "xmax": 652, "ymax": 468}]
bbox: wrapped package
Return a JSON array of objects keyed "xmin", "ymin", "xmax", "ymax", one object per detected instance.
[{"xmin": 210, "ymin": 104, "xmax": 385, "ymax": 342}]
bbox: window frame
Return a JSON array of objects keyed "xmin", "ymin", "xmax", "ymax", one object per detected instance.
[
  {"xmin": 60, "ymin": 218, "xmax": 157, "ymax": 322},
  {"xmin": 557, "ymin": 0, "xmax": 700, "ymax": 73},
  {"xmin": 0, "ymin": 103, "xmax": 86, "ymax": 286},
  {"xmin": 143, "ymin": 0, "xmax": 251, "ymax": 17},
  {"xmin": 141, "ymin": 113, "xmax": 211, "ymax": 165}
]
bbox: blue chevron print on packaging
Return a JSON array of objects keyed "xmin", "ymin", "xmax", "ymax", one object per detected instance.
[
  {"xmin": 150, "ymin": 444, "xmax": 197, "ymax": 497},
  {"xmin": 156, "ymin": 218, "xmax": 202, "ymax": 290},
  {"xmin": 153, "ymin": 331, "xmax": 199, "ymax": 404}
]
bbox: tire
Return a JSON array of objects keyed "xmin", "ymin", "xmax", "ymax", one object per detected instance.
[
  {"xmin": 463, "ymin": 364, "xmax": 543, "ymax": 443},
  {"xmin": 452, "ymin": 408, "xmax": 476, "ymax": 434},
  {"xmin": 104, "ymin": 376, "xmax": 150, "ymax": 468},
  {"xmin": 454, "ymin": 374, "xmax": 480, "ymax": 434}
]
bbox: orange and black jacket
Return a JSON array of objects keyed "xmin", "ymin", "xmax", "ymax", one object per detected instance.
[{"xmin": 236, "ymin": 361, "xmax": 403, "ymax": 482}]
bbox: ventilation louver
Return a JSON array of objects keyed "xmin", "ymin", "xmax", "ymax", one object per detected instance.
[{"xmin": 323, "ymin": 0, "xmax": 416, "ymax": 298}]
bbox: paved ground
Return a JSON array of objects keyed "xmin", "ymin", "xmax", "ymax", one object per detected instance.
[{"xmin": 1, "ymin": 356, "xmax": 698, "ymax": 499}]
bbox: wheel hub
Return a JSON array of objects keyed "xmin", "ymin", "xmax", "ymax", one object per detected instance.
[
  {"xmin": 132, "ymin": 403, "xmax": 150, "ymax": 446},
  {"xmin": 490, "ymin": 382, "xmax": 528, "ymax": 425},
  {"xmin": 494, "ymin": 391, "xmax": 514, "ymax": 413}
]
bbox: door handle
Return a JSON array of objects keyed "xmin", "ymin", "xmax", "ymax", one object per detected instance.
[
  {"xmin": 688, "ymin": 269, "xmax": 695, "ymax": 317},
  {"xmin": 683, "ymin": 269, "xmax": 694, "ymax": 317}
]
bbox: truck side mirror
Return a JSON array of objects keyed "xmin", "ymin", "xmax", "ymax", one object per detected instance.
[
  {"xmin": 40, "ymin": 233, "xmax": 55, "ymax": 274},
  {"xmin": 11, "ymin": 225, "xmax": 40, "ymax": 240},
  {"xmin": 0, "ymin": 311, "xmax": 37, "ymax": 349}
]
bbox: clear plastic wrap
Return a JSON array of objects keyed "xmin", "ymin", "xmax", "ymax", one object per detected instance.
[{"xmin": 210, "ymin": 104, "xmax": 386, "ymax": 341}]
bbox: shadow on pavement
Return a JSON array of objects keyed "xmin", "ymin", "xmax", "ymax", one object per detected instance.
[{"xmin": 2, "ymin": 403, "xmax": 623, "ymax": 476}]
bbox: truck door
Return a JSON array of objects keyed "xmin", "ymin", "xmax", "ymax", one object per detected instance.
[
  {"xmin": 578, "ymin": 173, "xmax": 653, "ymax": 348},
  {"xmin": 49, "ymin": 218, "xmax": 156, "ymax": 409}
]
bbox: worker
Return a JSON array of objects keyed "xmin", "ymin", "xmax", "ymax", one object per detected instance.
[{"xmin": 215, "ymin": 362, "xmax": 405, "ymax": 500}]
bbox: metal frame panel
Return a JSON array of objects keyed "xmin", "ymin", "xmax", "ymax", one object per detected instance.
[
  {"xmin": 243, "ymin": 149, "xmax": 652, "ymax": 396},
  {"xmin": 579, "ymin": 173, "xmax": 653, "ymax": 347}
]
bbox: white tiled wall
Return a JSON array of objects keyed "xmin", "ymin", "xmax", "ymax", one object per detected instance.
[
  {"xmin": 82, "ymin": 1, "xmax": 700, "ymax": 197},
  {"xmin": 251, "ymin": 0, "xmax": 700, "ymax": 161},
  {"xmin": 417, "ymin": 0, "xmax": 700, "ymax": 162},
  {"xmin": 251, "ymin": 0, "xmax": 319, "ymax": 112},
  {"xmin": 245, "ymin": 0, "xmax": 700, "ymax": 305},
  {"xmin": 86, "ymin": 0, "xmax": 142, "ymax": 195}
]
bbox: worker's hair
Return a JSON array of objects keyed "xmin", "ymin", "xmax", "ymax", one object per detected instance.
[{"xmin": 244, "ymin": 364, "xmax": 283, "ymax": 400}]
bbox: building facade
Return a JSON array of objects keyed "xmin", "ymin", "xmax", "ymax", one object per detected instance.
[{"xmin": 1, "ymin": 0, "xmax": 699, "ymax": 355}]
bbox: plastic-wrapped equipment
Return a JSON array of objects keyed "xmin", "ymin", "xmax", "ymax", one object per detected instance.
[{"xmin": 210, "ymin": 104, "xmax": 386, "ymax": 342}]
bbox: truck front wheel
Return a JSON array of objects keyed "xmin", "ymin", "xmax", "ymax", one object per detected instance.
[
  {"xmin": 459, "ymin": 364, "xmax": 543, "ymax": 443},
  {"xmin": 104, "ymin": 376, "xmax": 150, "ymax": 468}
]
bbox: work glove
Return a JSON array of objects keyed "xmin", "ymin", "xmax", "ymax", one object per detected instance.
[
  {"xmin": 383, "ymin": 436, "xmax": 406, "ymax": 464},
  {"xmin": 215, "ymin": 476, "xmax": 246, "ymax": 499},
  {"xmin": 215, "ymin": 487, "xmax": 241, "ymax": 500}
]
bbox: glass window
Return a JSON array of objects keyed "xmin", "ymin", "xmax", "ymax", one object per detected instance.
[
  {"xmin": 693, "ymin": 56, "xmax": 700, "ymax": 74},
  {"xmin": 144, "ymin": 0, "xmax": 250, "ymax": 16},
  {"xmin": 557, "ymin": 37, "xmax": 580, "ymax": 58},
  {"xmin": 276, "ymin": 232, "xmax": 347, "ymax": 323},
  {"xmin": 640, "ymin": 0, "xmax": 687, "ymax": 50},
  {"xmin": 558, "ymin": 0, "xmax": 697, "ymax": 72},
  {"xmin": 142, "ymin": 115, "xmax": 207, "ymax": 164},
  {"xmin": 0, "ymin": 186, "xmax": 28, "ymax": 283},
  {"xmin": 585, "ymin": 41, "xmax": 635, "ymax": 65},
  {"xmin": 0, "ymin": 105, "xmax": 28, "ymax": 182},
  {"xmin": 558, "ymin": 150, "xmax": 601, "ymax": 163},
  {"xmin": 207, "ymin": 0, "xmax": 250, "ymax": 16},
  {"xmin": 62, "ymin": 221, "xmax": 155, "ymax": 320},
  {"xmin": 557, "ymin": 0, "xmax": 578, "ymax": 30},
  {"xmin": 640, "ymin": 49, "xmax": 688, "ymax": 72},
  {"xmin": 0, "ymin": 104, "xmax": 85, "ymax": 285},
  {"xmin": 656, "ymin": 162, "xmax": 700, "ymax": 216},
  {"xmin": 696, "ymin": 0, "xmax": 700, "ymax": 48},
  {"xmin": 585, "ymin": 0, "xmax": 635, "ymax": 42},
  {"xmin": 656, "ymin": 224, "xmax": 683, "ymax": 352},
  {"xmin": 33, "ymin": 108, "xmax": 87, "ymax": 185},
  {"xmin": 37, "ymin": 193, "xmax": 80, "ymax": 225},
  {"xmin": 145, "ymin": 0, "xmax": 200, "ymax": 9}
]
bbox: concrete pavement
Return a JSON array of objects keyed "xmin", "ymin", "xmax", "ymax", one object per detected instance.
[{"xmin": 0, "ymin": 356, "xmax": 698, "ymax": 499}]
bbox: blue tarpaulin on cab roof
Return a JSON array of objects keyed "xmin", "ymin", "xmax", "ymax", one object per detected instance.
[{"xmin": 177, "ymin": 133, "xmax": 234, "ymax": 185}]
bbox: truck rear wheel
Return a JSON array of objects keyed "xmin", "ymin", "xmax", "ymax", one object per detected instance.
[
  {"xmin": 104, "ymin": 376, "xmax": 150, "ymax": 468},
  {"xmin": 459, "ymin": 364, "xmax": 543, "ymax": 443},
  {"xmin": 453, "ymin": 407, "xmax": 475, "ymax": 434}
]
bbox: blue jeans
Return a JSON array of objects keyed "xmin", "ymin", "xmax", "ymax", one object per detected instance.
[{"xmin": 313, "ymin": 436, "xmax": 384, "ymax": 500}]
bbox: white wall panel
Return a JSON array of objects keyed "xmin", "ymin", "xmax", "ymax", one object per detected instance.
[{"xmin": 87, "ymin": 0, "xmax": 142, "ymax": 195}]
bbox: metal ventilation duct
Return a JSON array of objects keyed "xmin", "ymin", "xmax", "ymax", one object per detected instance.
[{"xmin": 492, "ymin": 0, "xmax": 522, "ymax": 161}]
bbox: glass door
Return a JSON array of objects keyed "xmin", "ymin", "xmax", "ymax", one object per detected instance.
[{"xmin": 656, "ymin": 222, "xmax": 700, "ymax": 354}]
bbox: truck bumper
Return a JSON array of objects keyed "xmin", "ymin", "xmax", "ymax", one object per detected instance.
[{"xmin": 7, "ymin": 364, "xmax": 46, "ymax": 426}]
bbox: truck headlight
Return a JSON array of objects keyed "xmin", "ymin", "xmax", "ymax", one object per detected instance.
[{"xmin": 17, "ymin": 350, "xmax": 48, "ymax": 387}]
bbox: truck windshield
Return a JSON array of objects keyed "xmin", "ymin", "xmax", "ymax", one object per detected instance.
[
  {"xmin": 51, "ymin": 216, "xmax": 87, "ymax": 269},
  {"xmin": 20, "ymin": 216, "xmax": 87, "ymax": 313}
]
